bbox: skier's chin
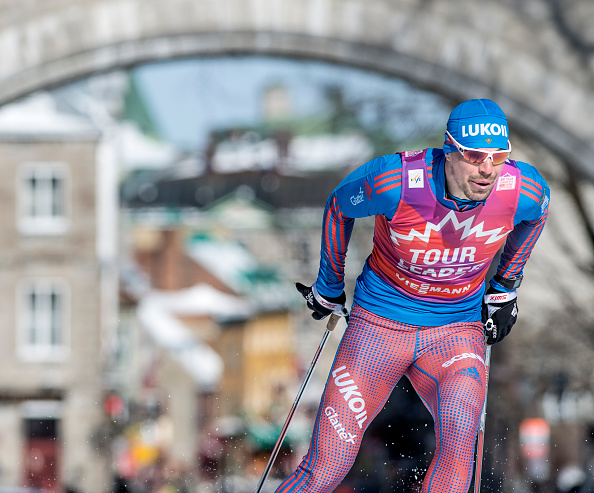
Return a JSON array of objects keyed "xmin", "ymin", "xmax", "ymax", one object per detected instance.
[{"xmin": 464, "ymin": 184, "xmax": 494, "ymax": 201}]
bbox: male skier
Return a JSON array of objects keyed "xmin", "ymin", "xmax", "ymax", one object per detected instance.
[{"xmin": 276, "ymin": 99, "xmax": 550, "ymax": 492}]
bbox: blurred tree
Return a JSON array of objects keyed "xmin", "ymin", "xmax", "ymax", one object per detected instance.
[{"xmin": 122, "ymin": 73, "xmax": 161, "ymax": 139}]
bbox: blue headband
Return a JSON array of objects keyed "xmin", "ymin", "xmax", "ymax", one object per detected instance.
[{"xmin": 443, "ymin": 99, "xmax": 509, "ymax": 153}]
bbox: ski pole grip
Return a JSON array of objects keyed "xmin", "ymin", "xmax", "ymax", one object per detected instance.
[{"xmin": 326, "ymin": 313, "xmax": 340, "ymax": 331}]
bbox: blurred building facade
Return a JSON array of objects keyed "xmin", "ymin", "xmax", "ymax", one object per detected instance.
[
  {"xmin": 113, "ymin": 211, "xmax": 303, "ymax": 491},
  {"xmin": 0, "ymin": 95, "xmax": 113, "ymax": 493}
]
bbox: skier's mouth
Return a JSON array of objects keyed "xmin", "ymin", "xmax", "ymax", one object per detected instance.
[{"xmin": 471, "ymin": 180, "xmax": 493, "ymax": 190}]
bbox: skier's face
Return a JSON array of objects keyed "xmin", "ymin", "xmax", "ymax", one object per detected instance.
[{"xmin": 444, "ymin": 150, "xmax": 503, "ymax": 201}]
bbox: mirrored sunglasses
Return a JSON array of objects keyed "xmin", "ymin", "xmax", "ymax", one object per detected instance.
[{"xmin": 446, "ymin": 131, "xmax": 511, "ymax": 165}]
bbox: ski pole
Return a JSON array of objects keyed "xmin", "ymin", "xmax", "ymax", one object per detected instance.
[
  {"xmin": 474, "ymin": 318, "xmax": 494, "ymax": 493},
  {"xmin": 254, "ymin": 312, "xmax": 343, "ymax": 493}
]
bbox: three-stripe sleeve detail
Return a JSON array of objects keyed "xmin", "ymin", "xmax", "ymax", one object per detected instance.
[{"xmin": 321, "ymin": 196, "xmax": 355, "ymax": 287}]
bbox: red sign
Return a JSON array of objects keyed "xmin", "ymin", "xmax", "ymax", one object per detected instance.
[{"xmin": 520, "ymin": 418, "xmax": 550, "ymax": 458}]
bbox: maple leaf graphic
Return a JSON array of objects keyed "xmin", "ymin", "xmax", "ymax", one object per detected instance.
[{"xmin": 390, "ymin": 210, "xmax": 508, "ymax": 246}]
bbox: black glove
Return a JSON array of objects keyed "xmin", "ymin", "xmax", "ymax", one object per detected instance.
[
  {"xmin": 295, "ymin": 282, "xmax": 349, "ymax": 321},
  {"xmin": 481, "ymin": 286, "xmax": 518, "ymax": 345}
]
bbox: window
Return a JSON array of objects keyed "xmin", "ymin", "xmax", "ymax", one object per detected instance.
[
  {"xmin": 18, "ymin": 279, "xmax": 69, "ymax": 361},
  {"xmin": 18, "ymin": 162, "xmax": 69, "ymax": 235}
]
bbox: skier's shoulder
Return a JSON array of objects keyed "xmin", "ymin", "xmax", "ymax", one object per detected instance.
[
  {"xmin": 334, "ymin": 153, "xmax": 404, "ymax": 203},
  {"xmin": 365, "ymin": 148, "xmax": 439, "ymax": 202},
  {"xmin": 332, "ymin": 152, "xmax": 408, "ymax": 218},
  {"xmin": 359, "ymin": 148, "xmax": 439, "ymax": 186},
  {"xmin": 512, "ymin": 159, "xmax": 550, "ymax": 221}
]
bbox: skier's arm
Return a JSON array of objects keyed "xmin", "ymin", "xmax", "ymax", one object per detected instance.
[
  {"xmin": 315, "ymin": 155, "xmax": 403, "ymax": 298},
  {"xmin": 491, "ymin": 164, "xmax": 550, "ymax": 291},
  {"xmin": 483, "ymin": 163, "xmax": 549, "ymax": 344}
]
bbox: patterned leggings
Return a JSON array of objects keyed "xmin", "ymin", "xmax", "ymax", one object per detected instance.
[{"xmin": 275, "ymin": 303, "xmax": 487, "ymax": 493}]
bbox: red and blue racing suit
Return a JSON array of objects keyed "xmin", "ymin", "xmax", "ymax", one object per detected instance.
[{"xmin": 276, "ymin": 148, "xmax": 549, "ymax": 493}]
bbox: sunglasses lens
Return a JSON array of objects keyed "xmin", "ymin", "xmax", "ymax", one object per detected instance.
[
  {"xmin": 491, "ymin": 151, "xmax": 510, "ymax": 165},
  {"xmin": 463, "ymin": 150, "xmax": 488, "ymax": 164}
]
